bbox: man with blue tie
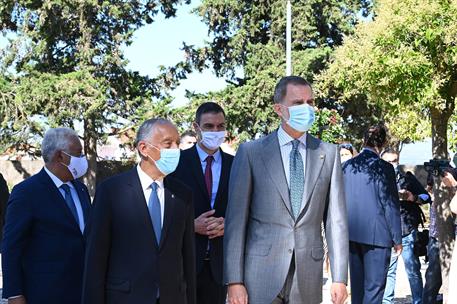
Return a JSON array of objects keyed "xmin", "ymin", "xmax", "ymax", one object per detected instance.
[
  {"xmin": 2, "ymin": 128, "xmax": 91, "ymax": 304},
  {"xmin": 82, "ymin": 118, "xmax": 196, "ymax": 304},
  {"xmin": 343, "ymin": 125, "xmax": 402, "ymax": 304},
  {"xmin": 173, "ymin": 102, "xmax": 234, "ymax": 304}
]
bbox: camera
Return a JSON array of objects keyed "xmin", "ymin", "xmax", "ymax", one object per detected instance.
[{"xmin": 423, "ymin": 159, "xmax": 451, "ymax": 177}]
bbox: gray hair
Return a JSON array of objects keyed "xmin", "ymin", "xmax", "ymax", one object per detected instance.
[
  {"xmin": 273, "ymin": 76, "xmax": 311, "ymax": 104},
  {"xmin": 135, "ymin": 118, "xmax": 171, "ymax": 147},
  {"xmin": 42, "ymin": 128, "xmax": 79, "ymax": 163}
]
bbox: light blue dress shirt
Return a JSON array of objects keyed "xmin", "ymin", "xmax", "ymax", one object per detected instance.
[
  {"xmin": 195, "ymin": 143, "xmax": 222, "ymax": 208},
  {"xmin": 277, "ymin": 126, "xmax": 307, "ymax": 213}
]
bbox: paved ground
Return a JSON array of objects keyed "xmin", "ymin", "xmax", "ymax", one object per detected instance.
[{"xmin": 0, "ymin": 254, "xmax": 427, "ymax": 303}]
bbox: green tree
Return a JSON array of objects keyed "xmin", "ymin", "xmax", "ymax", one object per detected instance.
[
  {"xmin": 0, "ymin": 0, "xmax": 191, "ymax": 194},
  {"xmin": 317, "ymin": 0, "xmax": 457, "ymax": 294},
  {"xmin": 181, "ymin": 0, "xmax": 372, "ymax": 142}
]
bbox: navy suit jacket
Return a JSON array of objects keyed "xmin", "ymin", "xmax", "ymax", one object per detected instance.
[
  {"xmin": 172, "ymin": 145, "xmax": 234, "ymax": 284},
  {"xmin": 342, "ymin": 149, "xmax": 402, "ymax": 247},
  {"xmin": 1, "ymin": 168, "xmax": 91, "ymax": 304},
  {"xmin": 82, "ymin": 168, "xmax": 196, "ymax": 304}
]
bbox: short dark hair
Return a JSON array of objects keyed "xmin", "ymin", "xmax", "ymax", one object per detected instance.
[
  {"xmin": 339, "ymin": 143, "xmax": 355, "ymax": 155},
  {"xmin": 195, "ymin": 102, "xmax": 225, "ymax": 125},
  {"xmin": 363, "ymin": 124, "xmax": 388, "ymax": 149},
  {"xmin": 273, "ymin": 76, "xmax": 311, "ymax": 104},
  {"xmin": 181, "ymin": 130, "xmax": 197, "ymax": 139},
  {"xmin": 380, "ymin": 147, "xmax": 398, "ymax": 158}
]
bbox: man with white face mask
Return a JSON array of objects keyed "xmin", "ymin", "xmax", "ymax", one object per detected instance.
[
  {"xmin": 225, "ymin": 76, "xmax": 349, "ymax": 304},
  {"xmin": 82, "ymin": 118, "xmax": 196, "ymax": 304},
  {"xmin": 2, "ymin": 127, "xmax": 91, "ymax": 304},
  {"xmin": 172, "ymin": 102, "xmax": 234, "ymax": 304}
]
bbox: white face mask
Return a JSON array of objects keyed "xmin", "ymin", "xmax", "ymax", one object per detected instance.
[
  {"xmin": 61, "ymin": 151, "xmax": 88, "ymax": 179},
  {"xmin": 200, "ymin": 131, "xmax": 226, "ymax": 150}
]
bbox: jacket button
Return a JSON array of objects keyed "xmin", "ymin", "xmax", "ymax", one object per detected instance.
[{"xmin": 288, "ymin": 249, "xmax": 293, "ymax": 254}]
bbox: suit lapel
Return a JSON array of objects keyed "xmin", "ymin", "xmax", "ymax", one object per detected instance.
[
  {"xmin": 261, "ymin": 132, "xmax": 293, "ymax": 217},
  {"xmin": 37, "ymin": 169, "xmax": 82, "ymax": 232},
  {"xmin": 189, "ymin": 146, "xmax": 211, "ymax": 204},
  {"xmin": 159, "ymin": 186, "xmax": 176, "ymax": 249},
  {"xmin": 299, "ymin": 134, "xmax": 325, "ymax": 217}
]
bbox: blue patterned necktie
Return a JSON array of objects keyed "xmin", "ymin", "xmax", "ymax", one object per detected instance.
[
  {"xmin": 289, "ymin": 139, "xmax": 304, "ymax": 219},
  {"xmin": 148, "ymin": 182, "xmax": 162, "ymax": 245},
  {"xmin": 60, "ymin": 184, "xmax": 80, "ymax": 226}
]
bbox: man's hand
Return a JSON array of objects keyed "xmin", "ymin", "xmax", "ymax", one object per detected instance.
[
  {"xmin": 8, "ymin": 296, "xmax": 26, "ymax": 304},
  {"xmin": 442, "ymin": 171, "xmax": 457, "ymax": 188},
  {"xmin": 227, "ymin": 283, "xmax": 248, "ymax": 304},
  {"xmin": 194, "ymin": 209, "xmax": 216, "ymax": 235},
  {"xmin": 330, "ymin": 282, "xmax": 347, "ymax": 304},
  {"xmin": 207, "ymin": 217, "xmax": 224, "ymax": 239},
  {"xmin": 393, "ymin": 244, "xmax": 403, "ymax": 257}
]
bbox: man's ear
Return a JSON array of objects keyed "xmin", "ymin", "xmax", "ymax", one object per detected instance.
[{"xmin": 273, "ymin": 103, "xmax": 285, "ymax": 119}]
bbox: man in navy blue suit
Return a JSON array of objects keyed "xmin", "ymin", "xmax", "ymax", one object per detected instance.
[
  {"xmin": 82, "ymin": 118, "xmax": 196, "ymax": 304},
  {"xmin": 342, "ymin": 125, "xmax": 402, "ymax": 304},
  {"xmin": 2, "ymin": 128, "xmax": 91, "ymax": 304}
]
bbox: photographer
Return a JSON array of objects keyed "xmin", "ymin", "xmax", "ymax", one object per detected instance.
[{"xmin": 381, "ymin": 148, "xmax": 431, "ymax": 304}]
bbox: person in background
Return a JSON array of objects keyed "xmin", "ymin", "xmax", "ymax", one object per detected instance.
[
  {"xmin": 439, "ymin": 171, "xmax": 457, "ymax": 303},
  {"xmin": 82, "ymin": 118, "xmax": 196, "ymax": 304},
  {"xmin": 343, "ymin": 125, "xmax": 402, "ymax": 304},
  {"xmin": 381, "ymin": 148, "xmax": 430, "ymax": 304},
  {"xmin": 173, "ymin": 102, "xmax": 234, "ymax": 304},
  {"xmin": 2, "ymin": 128, "xmax": 91, "ymax": 304},
  {"xmin": 422, "ymin": 172, "xmax": 442, "ymax": 304},
  {"xmin": 180, "ymin": 130, "xmax": 198, "ymax": 150},
  {"xmin": 339, "ymin": 143, "xmax": 356, "ymax": 163}
]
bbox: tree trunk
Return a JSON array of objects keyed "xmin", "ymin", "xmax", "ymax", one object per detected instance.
[
  {"xmin": 83, "ymin": 116, "xmax": 97, "ymax": 197},
  {"xmin": 430, "ymin": 107, "xmax": 455, "ymax": 302}
]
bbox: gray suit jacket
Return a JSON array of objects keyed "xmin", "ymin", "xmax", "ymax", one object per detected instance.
[{"xmin": 224, "ymin": 131, "xmax": 348, "ymax": 304}]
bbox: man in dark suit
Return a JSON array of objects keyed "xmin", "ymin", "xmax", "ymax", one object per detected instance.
[
  {"xmin": 0, "ymin": 172, "xmax": 9, "ymax": 246},
  {"xmin": 173, "ymin": 102, "xmax": 234, "ymax": 304},
  {"xmin": 343, "ymin": 125, "xmax": 402, "ymax": 304},
  {"xmin": 2, "ymin": 128, "xmax": 91, "ymax": 304},
  {"xmin": 82, "ymin": 118, "xmax": 196, "ymax": 304}
]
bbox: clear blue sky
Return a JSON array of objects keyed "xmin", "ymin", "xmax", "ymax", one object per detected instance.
[{"xmin": 123, "ymin": 1, "xmax": 226, "ymax": 106}]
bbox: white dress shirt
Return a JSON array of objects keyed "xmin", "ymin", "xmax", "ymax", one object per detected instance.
[
  {"xmin": 137, "ymin": 165, "xmax": 165, "ymax": 227},
  {"xmin": 44, "ymin": 167, "xmax": 85, "ymax": 232},
  {"xmin": 277, "ymin": 126, "xmax": 308, "ymax": 212},
  {"xmin": 195, "ymin": 143, "xmax": 222, "ymax": 208}
]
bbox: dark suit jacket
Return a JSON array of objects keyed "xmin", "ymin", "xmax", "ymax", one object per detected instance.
[
  {"xmin": 1, "ymin": 169, "xmax": 91, "ymax": 304},
  {"xmin": 0, "ymin": 173, "xmax": 9, "ymax": 243},
  {"xmin": 172, "ymin": 145, "xmax": 234, "ymax": 284},
  {"xmin": 82, "ymin": 167, "xmax": 196, "ymax": 304},
  {"xmin": 343, "ymin": 149, "xmax": 402, "ymax": 247}
]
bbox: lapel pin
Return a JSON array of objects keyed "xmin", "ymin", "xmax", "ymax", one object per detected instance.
[
  {"xmin": 320, "ymin": 154, "xmax": 324, "ymax": 159},
  {"xmin": 171, "ymin": 194, "xmax": 175, "ymax": 199}
]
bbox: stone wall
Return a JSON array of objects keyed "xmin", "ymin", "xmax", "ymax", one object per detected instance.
[{"xmin": 0, "ymin": 160, "xmax": 134, "ymax": 189}]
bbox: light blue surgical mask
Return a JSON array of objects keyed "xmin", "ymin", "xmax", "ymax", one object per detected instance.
[
  {"xmin": 145, "ymin": 144, "xmax": 180, "ymax": 176},
  {"xmin": 285, "ymin": 104, "xmax": 315, "ymax": 132}
]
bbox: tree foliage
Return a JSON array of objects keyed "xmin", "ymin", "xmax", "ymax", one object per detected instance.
[
  {"xmin": 316, "ymin": 0, "xmax": 457, "ymax": 292},
  {"xmin": 181, "ymin": 0, "xmax": 372, "ymax": 142},
  {"xmin": 0, "ymin": 0, "xmax": 191, "ymax": 192}
]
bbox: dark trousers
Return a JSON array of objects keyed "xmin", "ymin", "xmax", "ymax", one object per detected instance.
[
  {"xmin": 422, "ymin": 237, "xmax": 442, "ymax": 304},
  {"xmin": 197, "ymin": 260, "xmax": 226, "ymax": 304},
  {"xmin": 349, "ymin": 241, "xmax": 391, "ymax": 304}
]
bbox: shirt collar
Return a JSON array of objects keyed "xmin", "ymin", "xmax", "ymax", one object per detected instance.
[
  {"xmin": 277, "ymin": 125, "xmax": 307, "ymax": 147},
  {"xmin": 195, "ymin": 143, "xmax": 221, "ymax": 163},
  {"xmin": 44, "ymin": 166, "xmax": 74, "ymax": 189},
  {"xmin": 137, "ymin": 164, "xmax": 164, "ymax": 191},
  {"xmin": 362, "ymin": 147, "xmax": 379, "ymax": 158}
]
